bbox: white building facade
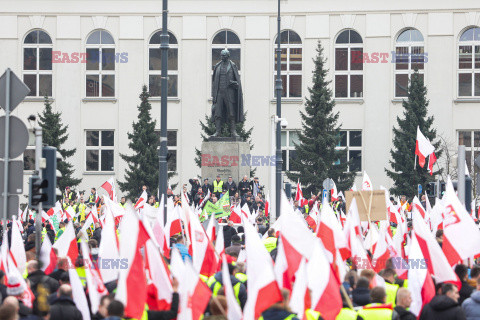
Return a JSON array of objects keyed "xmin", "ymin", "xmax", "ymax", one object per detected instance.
[{"xmin": 1, "ymin": 0, "xmax": 480, "ymax": 198}]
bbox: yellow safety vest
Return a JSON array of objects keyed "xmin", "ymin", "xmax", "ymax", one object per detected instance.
[
  {"xmin": 357, "ymin": 304, "xmax": 393, "ymax": 320},
  {"xmin": 55, "ymin": 227, "xmax": 65, "ymax": 241},
  {"xmin": 385, "ymin": 282, "xmax": 399, "ymax": 307},
  {"xmin": 154, "ymin": 202, "xmax": 160, "ymax": 208},
  {"xmin": 199, "ymin": 274, "xmax": 209, "ymax": 283},
  {"xmin": 210, "ymin": 279, "xmax": 242, "ymax": 306},
  {"xmin": 335, "ymin": 308, "xmax": 357, "ymax": 320},
  {"xmin": 41, "ymin": 228, "xmax": 47, "ymax": 242},
  {"xmin": 305, "ymin": 204, "xmax": 309, "ymax": 214},
  {"xmin": 76, "ymin": 267, "xmax": 87, "ymax": 287},
  {"xmin": 259, "ymin": 313, "xmax": 297, "ymax": 320},
  {"xmin": 305, "ymin": 309, "xmax": 321, "ymax": 320},
  {"xmin": 213, "ymin": 180, "xmax": 224, "ymax": 193},
  {"xmin": 263, "ymin": 237, "xmax": 277, "ymax": 253},
  {"xmin": 235, "ymin": 273, "xmax": 247, "ymax": 284},
  {"xmin": 403, "ymin": 279, "xmax": 409, "ymax": 288},
  {"xmin": 119, "ymin": 203, "xmax": 126, "ymax": 208}
]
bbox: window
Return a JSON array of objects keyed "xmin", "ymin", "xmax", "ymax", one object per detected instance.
[
  {"xmin": 335, "ymin": 30, "xmax": 363, "ymax": 98},
  {"xmin": 458, "ymin": 27, "xmax": 480, "ymax": 97},
  {"xmin": 149, "ymin": 31, "xmax": 178, "ymax": 97},
  {"xmin": 212, "ymin": 30, "xmax": 241, "ymax": 70},
  {"xmin": 23, "ymin": 30, "xmax": 52, "ymax": 97},
  {"xmin": 336, "ymin": 130, "xmax": 362, "ymax": 172},
  {"xmin": 458, "ymin": 130, "xmax": 480, "ymax": 172},
  {"xmin": 85, "ymin": 30, "xmax": 115, "ymax": 97},
  {"xmin": 23, "ymin": 129, "xmax": 36, "ymax": 171},
  {"xmin": 154, "ymin": 130, "xmax": 178, "ymax": 171},
  {"xmin": 281, "ymin": 130, "xmax": 300, "ymax": 171},
  {"xmin": 395, "ymin": 29, "xmax": 425, "ymax": 97},
  {"xmin": 85, "ymin": 130, "xmax": 114, "ymax": 172},
  {"xmin": 274, "ymin": 30, "xmax": 302, "ymax": 98}
]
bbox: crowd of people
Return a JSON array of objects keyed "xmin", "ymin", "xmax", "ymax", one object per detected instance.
[{"xmin": 0, "ymin": 174, "xmax": 478, "ymax": 320}]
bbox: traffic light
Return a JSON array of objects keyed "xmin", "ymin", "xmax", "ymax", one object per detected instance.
[
  {"xmin": 440, "ymin": 182, "xmax": 446, "ymax": 197},
  {"xmin": 42, "ymin": 146, "xmax": 61, "ymax": 208},
  {"xmin": 425, "ymin": 182, "xmax": 436, "ymax": 197},
  {"xmin": 29, "ymin": 175, "xmax": 47, "ymax": 207}
]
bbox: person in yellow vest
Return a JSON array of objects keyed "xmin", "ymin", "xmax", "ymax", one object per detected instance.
[
  {"xmin": 336, "ymin": 288, "xmax": 358, "ymax": 320},
  {"xmin": 213, "ymin": 175, "xmax": 224, "ymax": 199},
  {"xmin": 55, "ymin": 222, "xmax": 66, "ymax": 241},
  {"xmin": 63, "ymin": 186, "xmax": 74, "ymax": 203},
  {"xmin": 357, "ymin": 287, "xmax": 399, "ymax": 319},
  {"xmin": 259, "ymin": 288, "xmax": 300, "ymax": 320},
  {"xmin": 234, "ymin": 262, "xmax": 248, "ymax": 288},
  {"xmin": 263, "ymin": 228, "xmax": 278, "ymax": 253},
  {"xmin": 208, "ymin": 263, "xmax": 247, "ymax": 309},
  {"xmin": 119, "ymin": 196, "xmax": 127, "ymax": 208},
  {"xmin": 381, "ymin": 268, "xmax": 399, "ymax": 307},
  {"xmin": 88, "ymin": 187, "xmax": 97, "ymax": 205},
  {"xmin": 393, "ymin": 288, "xmax": 416, "ymax": 320},
  {"xmin": 74, "ymin": 197, "xmax": 87, "ymax": 222}
]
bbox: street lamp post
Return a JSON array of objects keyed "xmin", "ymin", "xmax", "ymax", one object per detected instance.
[
  {"xmin": 275, "ymin": 0, "xmax": 283, "ymax": 220},
  {"xmin": 159, "ymin": 0, "xmax": 169, "ymax": 223}
]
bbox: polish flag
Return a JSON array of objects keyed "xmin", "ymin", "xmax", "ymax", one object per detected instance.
[
  {"xmin": 151, "ymin": 215, "xmax": 171, "ymax": 259},
  {"xmin": 307, "ymin": 240, "xmax": 342, "ymax": 320},
  {"xmin": 229, "ymin": 204, "xmax": 242, "ymax": 223},
  {"xmin": 415, "ymin": 126, "xmax": 435, "ymax": 168},
  {"xmin": 244, "ymin": 218, "xmax": 282, "ymax": 320},
  {"xmin": 39, "ymin": 236, "xmax": 57, "ymax": 275},
  {"xmin": 331, "ymin": 181, "xmax": 339, "ymax": 202},
  {"xmin": 145, "ymin": 240, "xmax": 173, "ymax": 311},
  {"xmin": 205, "ymin": 211, "xmax": 218, "ymax": 242},
  {"xmin": 10, "ymin": 219, "xmax": 26, "ymax": 275},
  {"xmin": 289, "ymin": 258, "xmax": 310, "ymax": 319},
  {"xmin": 185, "ymin": 206, "xmax": 218, "ymax": 277},
  {"xmin": 20, "ymin": 206, "xmax": 28, "ymax": 222},
  {"xmin": 53, "ymin": 221, "xmax": 78, "ymax": 264},
  {"xmin": 222, "ymin": 258, "xmax": 243, "ymax": 320},
  {"xmin": 441, "ymin": 178, "xmax": 480, "ymax": 266},
  {"xmin": 296, "ymin": 180, "xmax": 308, "ymax": 207},
  {"xmin": 81, "ymin": 241, "xmax": 107, "ymax": 314},
  {"xmin": 165, "ymin": 205, "xmax": 182, "ymax": 237},
  {"xmin": 101, "ymin": 177, "xmax": 117, "ymax": 202},
  {"xmin": 362, "ymin": 171, "xmax": 373, "ymax": 191},
  {"xmin": 134, "ymin": 190, "xmax": 148, "ymax": 210},
  {"xmin": 305, "ymin": 211, "xmax": 318, "ymax": 231},
  {"xmin": 215, "ymin": 226, "xmax": 225, "ymax": 258},
  {"xmin": 116, "ymin": 210, "xmax": 151, "ymax": 320},
  {"xmin": 69, "ymin": 267, "xmax": 91, "ymax": 320},
  {"xmin": 428, "ymin": 152, "xmax": 437, "ymax": 175},
  {"xmin": 265, "ymin": 193, "xmax": 270, "ymax": 217},
  {"xmin": 412, "ymin": 209, "xmax": 460, "ymax": 286},
  {"xmin": 412, "ymin": 196, "xmax": 427, "ymax": 220},
  {"xmin": 180, "ymin": 259, "xmax": 212, "ymax": 320},
  {"xmin": 98, "ymin": 211, "xmax": 120, "ymax": 283},
  {"xmin": 199, "ymin": 189, "xmax": 211, "ymax": 208},
  {"xmin": 408, "ymin": 233, "xmax": 435, "ymax": 316}
]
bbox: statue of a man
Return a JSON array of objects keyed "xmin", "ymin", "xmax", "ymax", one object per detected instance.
[{"xmin": 211, "ymin": 49, "xmax": 244, "ymax": 138}]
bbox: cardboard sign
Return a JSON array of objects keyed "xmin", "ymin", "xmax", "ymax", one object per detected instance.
[{"xmin": 345, "ymin": 190, "xmax": 387, "ymax": 222}]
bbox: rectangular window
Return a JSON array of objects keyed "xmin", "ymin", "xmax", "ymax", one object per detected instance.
[
  {"xmin": 23, "ymin": 130, "xmax": 36, "ymax": 171},
  {"xmin": 335, "ymin": 130, "xmax": 362, "ymax": 172},
  {"xmin": 23, "ymin": 46, "xmax": 52, "ymax": 97},
  {"xmin": 281, "ymin": 130, "xmax": 300, "ymax": 172},
  {"xmin": 458, "ymin": 130, "xmax": 480, "ymax": 178},
  {"xmin": 85, "ymin": 130, "xmax": 114, "ymax": 172},
  {"xmin": 334, "ymin": 46, "xmax": 363, "ymax": 99},
  {"xmin": 155, "ymin": 130, "xmax": 178, "ymax": 172},
  {"xmin": 85, "ymin": 47, "xmax": 115, "ymax": 97}
]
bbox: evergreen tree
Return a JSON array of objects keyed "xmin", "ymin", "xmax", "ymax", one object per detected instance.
[
  {"xmin": 194, "ymin": 112, "xmax": 256, "ymax": 176},
  {"xmin": 38, "ymin": 96, "xmax": 81, "ymax": 191},
  {"xmin": 386, "ymin": 69, "xmax": 442, "ymax": 197},
  {"xmin": 286, "ymin": 41, "xmax": 355, "ymax": 193},
  {"xmin": 119, "ymin": 85, "xmax": 177, "ymax": 199}
]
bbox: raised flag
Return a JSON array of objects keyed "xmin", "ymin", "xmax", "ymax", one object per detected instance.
[
  {"xmin": 331, "ymin": 181, "xmax": 339, "ymax": 202},
  {"xmin": 295, "ymin": 180, "xmax": 308, "ymax": 207},
  {"xmin": 222, "ymin": 258, "xmax": 243, "ymax": 320},
  {"xmin": 134, "ymin": 190, "xmax": 148, "ymax": 210},
  {"xmin": 98, "ymin": 211, "xmax": 120, "ymax": 283},
  {"xmin": 69, "ymin": 267, "xmax": 91, "ymax": 320},
  {"xmin": 101, "ymin": 177, "xmax": 117, "ymax": 202},
  {"xmin": 39, "ymin": 236, "xmax": 57, "ymax": 275},
  {"xmin": 416, "ymin": 126, "xmax": 435, "ymax": 168},
  {"xmin": 362, "ymin": 171, "xmax": 373, "ymax": 191},
  {"xmin": 52, "ymin": 221, "xmax": 78, "ymax": 264}
]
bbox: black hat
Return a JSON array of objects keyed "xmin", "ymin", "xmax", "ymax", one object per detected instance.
[{"xmin": 29, "ymin": 219, "xmax": 34, "ymax": 224}]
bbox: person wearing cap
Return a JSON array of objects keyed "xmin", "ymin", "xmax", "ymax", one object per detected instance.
[
  {"xmin": 202, "ymin": 178, "xmax": 213, "ymax": 194},
  {"xmin": 63, "ymin": 186, "xmax": 74, "ymax": 202},
  {"xmin": 213, "ymin": 175, "xmax": 224, "ymax": 199},
  {"xmin": 5, "ymin": 273, "xmax": 33, "ymax": 318}
]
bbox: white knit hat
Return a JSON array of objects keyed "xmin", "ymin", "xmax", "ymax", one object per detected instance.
[{"xmin": 6, "ymin": 273, "xmax": 26, "ymax": 296}]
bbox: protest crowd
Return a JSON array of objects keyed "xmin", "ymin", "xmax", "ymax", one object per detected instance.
[{"xmin": 0, "ymin": 171, "xmax": 480, "ymax": 320}]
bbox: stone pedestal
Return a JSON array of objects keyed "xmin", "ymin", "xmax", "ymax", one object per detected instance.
[{"xmin": 201, "ymin": 141, "xmax": 250, "ymax": 183}]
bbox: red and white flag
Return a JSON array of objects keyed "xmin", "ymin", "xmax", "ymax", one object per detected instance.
[
  {"xmin": 145, "ymin": 240, "xmax": 173, "ymax": 311},
  {"xmin": 134, "ymin": 190, "xmax": 148, "ymax": 210},
  {"xmin": 244, "ymin": 218, "xmax": 282, "ymax": 320},
  {"xmin": 39, "ymin": 236, "xmax": 57, "ymax": 275},
  {"xmin": 289, "ymin": 258, "xmax": 310, "ymax": 320},
  {"xmin": 81, "ymin": 241, "xmax": 107, "ymax": 314},
  {"xmin": 10, "ymin": 219, "xmax": 26, "ymax": 275},
  {"xmin": 52, "ymin": 221, "xmax": 78, "ymax": 264},
  {"xmin": 307, "ymin": 240, "xmax": 342, "ymax": 320},
  {"xmin": 408, "ymin": 233, "xmax": 436, "ymax": 317},
  {"xmin": 331, "ymin": 181, "xmax": 339, "ymax": 202},
  {"xmin": 441, "ymin": 178, "xmax": 480, "ymax": 265},
  {"xmin": 98, "ymin": 211, "xmax": 120, "ymax": 283},
  {"xmin": 69, "ymin": 267, "xmax": 91, "ymax": 320},
  {"xmin": 222, "ymin": 258, "xmax": 243, "ymax": 320},
  {"xmin": 296, "ymin": 180, "xmax": 308, "ymax": 207},
  {"xmin": 416, "ymin": 126, "xmax": 436, "ymax": 169},
  {"xmin": 101, "ymin": 177, "xmax": 117, "ymax": 202},
  {"xmin": 265, "ymin": 193, "xmax": 270, "ymax": 218},
  {"xmin": 362, "ymin": 171, "xmax": 373, "ymax": 191},
  {"xmin": 116, "ymin": 209, "xmax": 151, "ymax": 320}
]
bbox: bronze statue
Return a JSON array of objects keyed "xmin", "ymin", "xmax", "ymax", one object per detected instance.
[{"xmin": 211, "ymin": 49, "xmax": 244, "ymax": 139}]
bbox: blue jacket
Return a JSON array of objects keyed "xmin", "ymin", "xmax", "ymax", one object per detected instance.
[
  {"xmin": 462, "ymin": 290, "xmax": 480, "ymax": 320},
  {"xmin": 173, "ymin": 243, "xmax": 192, "ymax": 262}
]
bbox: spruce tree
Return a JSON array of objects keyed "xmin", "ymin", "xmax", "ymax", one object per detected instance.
[
  {"xmin": 385, "ymin": 69, "xmax": 442, "ymax": 197},
  {"xmin": 38, "ymin": 96, "xmax": 81, "ymax": 191},
  {"xmin": 194, "ymin": 112, "xmax": 256, "ymax": 176},
  {"xmin": 286, "ymin": 41, "xmax": 355, "ymax": 193},
  {"xmin": 119, "ymin": 85, "xmax": 177, "ymax": 198}
]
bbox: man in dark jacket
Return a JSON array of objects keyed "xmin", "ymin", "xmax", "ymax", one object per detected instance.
[
  {"xmin": 455, "ymin": 264, "xmax": 474, "ymax": 305},
  {"xmin": 92, "ymin": 295, "xmax": 111, "ymax": 320},
  {"xmin": 352, "ymin": 277, "xmax": 371, "ymax": 307},
  {"xmin": 225, "ymin": 176, "xmax": 237, "ymax": 195},
  {"xmin": 188, "ymin": 178, "xmax": 200, "ymax": 201},
  {"xmin": 420, "ymin": 283, "xmax": 466, "ymax": 320},
  {"xmin": 46, "ymin": 223, "xmax": 55, "ymax": 244},
  {"xmin": 225, "ymin": 235, "xmax": 243, "ymax": 258},
  {"xmin": 201, "ymin": 178, "xmax": 212, "ymax": 194},
  {"xmin": 48, "ymin": 285, "xmax": 83, "ymax": 320},
  {"xmin": 462, "ymin": 277, "xmax": 480, "ymax": 319},
  {"xmin": 92, "ymin": 222, "xmax": 102, "ymax": 244},
  {"xmin": 26, "ymin": 219, "xmax": 35, "ymax": 237},
  {"xmin": 238, "ymin": 175, "xmax": 251, "ymax": 197},
  {"xmin": 26, "ymin": 260, "xmax": 60, "ymax": 297},
  {"xmin": 223, "ymin": 220, "xmax": 237, "ymax": 248},
  {"xmin": 394, "ymin": 288, "xmax": 416, "ymax": 320}
]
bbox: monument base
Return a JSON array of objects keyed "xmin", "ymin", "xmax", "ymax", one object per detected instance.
[
  {"xmin": 201, "ymin": 141, "xmax": 250, "ymax": 184},
  {"xmin": 208, "ymin": 136, "xmax": 243, "ymax": 142}
]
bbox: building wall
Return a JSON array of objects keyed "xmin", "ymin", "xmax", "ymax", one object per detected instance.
[{"xmin": 1, "ymin": 0, "xmax": 480, "ymax": 200}]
